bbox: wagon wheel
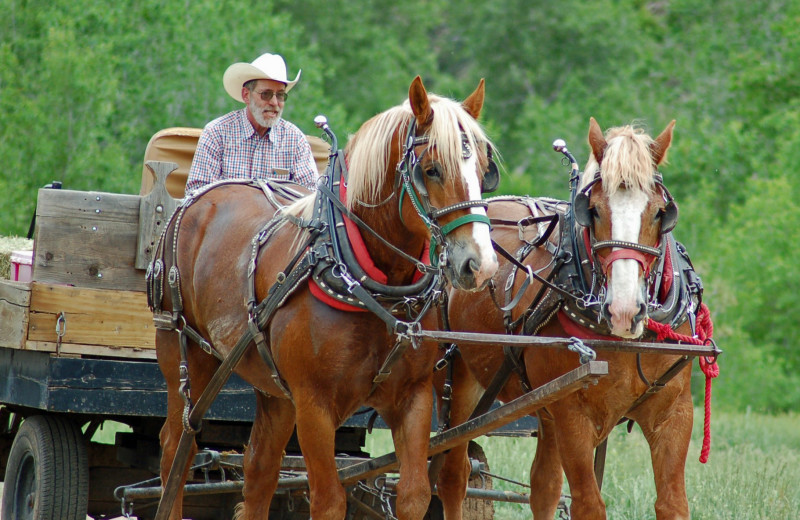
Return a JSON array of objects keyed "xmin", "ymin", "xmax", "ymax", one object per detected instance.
[
  {"xmin": 462, "ymin": 440, "xmax": 494, "ymax": 520},
  {"xmin": 1, "ymin": 414, "xmax": 89, "ymax": 520}
]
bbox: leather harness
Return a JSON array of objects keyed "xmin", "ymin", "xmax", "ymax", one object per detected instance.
[{"xmin": 455, "ymin": 149, "xmax": 704, "ymax": 423}]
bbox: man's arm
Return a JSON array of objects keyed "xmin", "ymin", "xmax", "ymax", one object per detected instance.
[
  {"xmin": 291, "ymin": 138, "xmax": 319, "ymax": 190},
  {"xmin": 186, "ymin": 129, "xmax": 223, "ymax": 193}
]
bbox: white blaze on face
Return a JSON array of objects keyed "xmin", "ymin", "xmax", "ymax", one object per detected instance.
[
  {"xmin": 607, "ymin": 188, "xmax": 648, "ymax": 337},
  {"xmin": 462, "ymin": 153, "xmax": 498, "ymax": 287}
]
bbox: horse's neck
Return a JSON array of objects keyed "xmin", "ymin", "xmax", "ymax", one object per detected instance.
[{"xmin": 356, "ymin": 207, "xmax": 425, "ymax": 286}]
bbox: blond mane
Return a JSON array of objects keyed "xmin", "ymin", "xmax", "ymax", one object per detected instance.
[
  {"xmin": 582, "ymin": 124, "xmax": 657, "ymax": 195},
  {"xmin": 344, "ymin": 94, "xmax": 492, "ymax": 209},
  {"xmin": 280, "ymin": 92, "xmax": 492, "ymax": 249}
]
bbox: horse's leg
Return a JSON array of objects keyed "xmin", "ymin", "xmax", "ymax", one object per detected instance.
[
  {"xmin": 385, "ymin": 382, "xmax": 435, "ymax": 520},
  {"xmin": 434, "ymin": 353, "xmax": 484, "ymax": 520},
  {"xmin": 155, "ymin": 330, "xmax": 217, "ymax": 520},
  {"xmin": 529, "ymin": 410, "xmax": 564, "ymax": 520},
  {"xmin": 551, "ymin": 401, "xmax": 607, "ymax": 520},
  {"xmin": 236, "ymin": 391, "xmax": 296, "ymax": 519},
  {"xmin": 293, "ymin": 393, "xmax": 348, "ymax": 520},
  {"xmin": 633, "ymin": 375, "xmax": 693, "ymax": 520}
]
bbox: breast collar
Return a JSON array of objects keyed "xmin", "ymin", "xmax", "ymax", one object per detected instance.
[{"xmin": 308, "ymin": 149, "xmax": 443, "ymax": 316}]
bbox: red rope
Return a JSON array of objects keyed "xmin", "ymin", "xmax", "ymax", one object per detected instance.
[{"xmin": 647, "ymin": 303, "xmax": 718, "ymax": 463}]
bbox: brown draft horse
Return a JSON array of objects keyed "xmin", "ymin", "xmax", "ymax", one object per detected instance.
[
  {"xmin": 437, "ymin": 118, "xmax": 699, "ymax": 519},
  {"xmin": 152, "ymin": 77, "xmax": 499, "ymax": 520}
]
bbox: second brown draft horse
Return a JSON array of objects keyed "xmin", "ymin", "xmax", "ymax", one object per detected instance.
[
  {"xmin": 438, "ymin": 118, "xmax": 707, "ymax": 519},
  {"xmin": 149, "ymin": 77, "xmax": 499, "ymax": 520}
]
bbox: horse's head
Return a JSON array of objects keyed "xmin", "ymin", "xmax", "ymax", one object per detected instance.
[
  {"xmin": 576, "ymin": 117, "xmax": 678, "ymax": 338},
  {"xmin": 345, "ymin": 76, "xmax": 499, "ymax": 291}
]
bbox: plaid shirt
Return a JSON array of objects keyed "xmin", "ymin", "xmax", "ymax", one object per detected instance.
[{"xmin": 186, "ymin": 109, "xmax": 318, "ymax": 193}]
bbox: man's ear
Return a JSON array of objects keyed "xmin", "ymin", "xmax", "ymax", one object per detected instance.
[{"xmin": 241, "ymin": 87, "xmax": 250, "ymax": 103}]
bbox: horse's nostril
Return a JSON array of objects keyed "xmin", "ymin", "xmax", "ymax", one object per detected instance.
[
  {"xmin": 631, "ymin": 302, "xmax": 647, "ymax": 329},
  {"xmin": 467, "ymin": 257, "xmax": 480, "ymax": 276}
]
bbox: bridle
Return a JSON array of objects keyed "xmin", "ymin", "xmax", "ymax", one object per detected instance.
[
  {"xmin": 573, "ymin": 170, "xmax": 679, "ymax": 282},
  {"xmin": 396, "ymin": 118, "xmax": 499, "ymax": 267}
]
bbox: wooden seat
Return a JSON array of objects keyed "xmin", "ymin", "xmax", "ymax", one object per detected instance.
[
  {"xmin": 139, "ymin": 127, "xmax": 202, "ymax": 199},
  {"xmin": 139, "ymin": 127, "xmax": 331, "ymax": 199}
]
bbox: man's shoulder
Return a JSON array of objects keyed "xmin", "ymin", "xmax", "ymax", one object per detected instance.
[
  {"xmin": 203, "ymin": 109, "xmax": 246, "ymax": 134},
  {"xmin": 275, "ymin": 119, "xmax": 309, "ymax": 144},
  {"xmin": 278, "ymin": 118, "xmax": 305, "ymax": 135}
]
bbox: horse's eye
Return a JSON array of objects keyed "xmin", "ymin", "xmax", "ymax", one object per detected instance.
[{"xmin": 425, "ymin": 162, "xmax": 443, "ymax": 180}]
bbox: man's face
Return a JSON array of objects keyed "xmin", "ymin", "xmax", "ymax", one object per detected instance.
[{"xmin": 244, "ymin": 79, "xmax": 287, "ymax": 129}]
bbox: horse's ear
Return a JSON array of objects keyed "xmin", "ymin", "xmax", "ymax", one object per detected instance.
[
  {"xmin": 651, "ymin": 119, "xmax": 676, "ymax": 166},
  {"xmin": 588, "ymin": 117, "xmax": 607, "ymax": 164},
  {"xmin": 462, "ymin": 78, "xmax": 485, "ymax": 120},
  {"xmin": 409, "ymin": 76, "xmax": 433, "ymax": 129}
]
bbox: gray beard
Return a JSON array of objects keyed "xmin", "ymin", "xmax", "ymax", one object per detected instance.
[{"xmin": 248, "ymin": 99, "xmax": 281, "ymax": 128}]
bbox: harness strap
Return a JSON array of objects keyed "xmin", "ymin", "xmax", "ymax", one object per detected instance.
[
  {"xmin": 248, "ymin": 317, "xmax": 291, "ymax": 397},
  {"xmin": 492, "ymin": 239, "xmax": 576, "ymax": 302},
  {"xmin": 468, "ymin": 353, "xmax": 519, "ymax": 421},
  {"xmin": 178, "ymin": 322, "xmax": 220, "ymax": 360},
  {"xmin": 372, "ymin": 336, "xmax": 414, "ymax": 385},
  {"xmin": 623, "ymin": 354, "xmax": 692, "ymax": 417}
]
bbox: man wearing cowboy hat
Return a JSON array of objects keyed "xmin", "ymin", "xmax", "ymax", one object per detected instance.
[{"xmin": 186, "ymin": 52, "xmax": 318, "ymax": 193}]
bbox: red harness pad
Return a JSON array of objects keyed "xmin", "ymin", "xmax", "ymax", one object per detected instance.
[{"xmin": 309, "ymin": 181, "xmax": 428, "ymax": 312}]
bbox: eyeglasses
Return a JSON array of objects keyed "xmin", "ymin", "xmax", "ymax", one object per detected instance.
[{"xmin": 254, "ymin": 89, "xmax": 288, "ymax": 102}]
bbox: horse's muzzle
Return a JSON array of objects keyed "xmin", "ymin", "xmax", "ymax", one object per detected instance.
[{"xmin": 447, "ymin": 247, "xmax": 498, "ymax": 291}]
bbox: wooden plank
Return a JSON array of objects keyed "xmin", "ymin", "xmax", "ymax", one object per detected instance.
[
  {"xmin": 136, "ymin": 161, "xmax": 181, "ymax": 269},
  {"xmin": 27, "ymin": 282, "xmax": 155, "ymax": 351},
  {"xmin": 0, "ymin": 280, "xmax": 31, "ymax": 348},
  {"xmin": 35, "ymin": 188, "xmax": 141, "ymax": 222},
  {"xmin": 33, "ymin": 189, "xmax": 145, "ymax": 292},
  {"xmin": 23, "ymin": 341, "xmax": 156, "ymax": 360}
]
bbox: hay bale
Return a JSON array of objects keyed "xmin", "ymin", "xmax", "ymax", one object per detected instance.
[{"xmin": 0, "ymin": 236, "xmax": 34, "ymax": 280}]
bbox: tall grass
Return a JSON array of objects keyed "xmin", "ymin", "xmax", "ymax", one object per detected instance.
[{"xmin": 365, "ymin": 408, "xmax": 800, "ymax": 519}]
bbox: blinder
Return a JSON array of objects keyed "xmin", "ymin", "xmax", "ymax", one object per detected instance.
[
  {"xmin": 573, "ymin": 190, "xmax": 593, "ymax": 228},
  {"xmin": 410, "ymin": 139, "xmax": 499, "ymax": 197},
  {"xmin": 482, "ymin": 144, "xmax": 500, "ymax": 193},
  {"xmin": 659, "ymin": 200, "xmax": 679, "ymax": 234},
  {"xmin": 411, "ymin": 160, "xmax": 429, "ymax": 198},
  {"xmin": 572, "ymin": 172, "xmax": 679, "ymax": 235}
]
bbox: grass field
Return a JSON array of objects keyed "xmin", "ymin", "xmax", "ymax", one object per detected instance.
[{"xmin": 365, "ymin": 407, "xmax": 800, "ymax": 519}]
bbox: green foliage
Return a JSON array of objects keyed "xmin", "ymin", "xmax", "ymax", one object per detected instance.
[{"xmin": 1, "ymin": 0, "xmax": 797, "ymax": 411}]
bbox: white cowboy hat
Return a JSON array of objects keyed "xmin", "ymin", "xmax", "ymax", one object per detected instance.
[{"xmin": 222, "ymin": 53, "xmax": 301, "ymax": 103}]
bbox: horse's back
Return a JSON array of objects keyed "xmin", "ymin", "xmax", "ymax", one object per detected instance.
[{"xmin": 171, "ymin": 183, "xmax": 311, "ymax": 343}]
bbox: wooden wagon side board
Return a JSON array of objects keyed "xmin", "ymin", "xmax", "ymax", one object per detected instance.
[
  {"xmin": 26, "ymin": 282, "xmax": 155, "ymax": 356},
  {"xmin": 0, "ymin": 280, "xmax": 31, "ymax": 348},
  {"xmin": 33, "ymin": 188, "xmax": 145, "ymax": 292}
]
